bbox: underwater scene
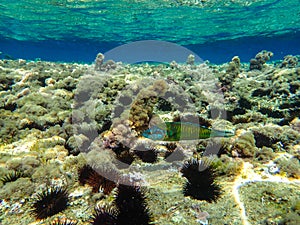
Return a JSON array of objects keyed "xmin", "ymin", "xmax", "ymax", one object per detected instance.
[{"xmin": 0, "ymin": 0, "xmax": 300, "ymax": 225}]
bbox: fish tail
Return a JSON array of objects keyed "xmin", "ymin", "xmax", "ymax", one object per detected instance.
[{"xmin": 211, "ymin": 129, "xmax": 235, "ymax": 137}]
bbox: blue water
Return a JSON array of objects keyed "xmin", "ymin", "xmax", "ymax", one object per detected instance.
[
  {"xmin": 1, "ymin": 0, "xmax": 299, "ymax": 64},
  {"xmin": 1, "ymin": 30, "xmax": 299, "ymax": 64}
]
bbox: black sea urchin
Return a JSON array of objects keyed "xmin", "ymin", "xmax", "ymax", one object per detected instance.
[
  {"xmin": 181, "ymin": 159, "xmax": 221, "ymax": 202},
  {"xmin": 32, "ymin": 186, "xmax": 69, "ymax": 219},
  {"xmin": 78, "ymin": 165, "xmax": 117, "ymax": 194},
  {"xmin": 90, "ymin": 206, "xmax": 117, "ymax": 225},
  {"xmin": 115, "ymin": 184, "xmax": 152, "ymax": 225},
  {"xmin": 133, "ymin": 143, "xmax": 158, "ymax": 163},
  {"xmin": 0, "ymin": 170, "xmax": 26, "ymax": 185},
  {"xmin": 134, "ymin": 149, "xmax": 158, "ymax": 163},
  {"xmin": 115, "ymin": 150, "xmax": 135, "ymax": 169}
]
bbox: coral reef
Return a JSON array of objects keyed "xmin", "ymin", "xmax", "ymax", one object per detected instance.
[
  {"xmin": 128, "ymin": 79, "xmax": 168, "ymax": 133},
  {"xmin": 280, "ymin": 55, "xmax": 299, "ymax": 68},
  {"xmin": 0, "ymin": 52, "xmax": 299, "ymax": 224},
  {"xmin": 231, "ymin": 131, "xmax": 258, "ymax": 158}
]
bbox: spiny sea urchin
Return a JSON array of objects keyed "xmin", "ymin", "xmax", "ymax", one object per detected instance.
[
  {"xmin": 134, "ymin": 148, "xmax": 158, "ymax": 163},
  {"xmin": 181, "ymin": 159, "xmax": 221, "ymax": 202},
  {"xmin": 133, "ymin": 142, "xmax": 158, "ymax": 163},
  {"xmin": 32, "ymin": 186, "xmax": 69, "ymax": 219},
  {"xmin": 115, "ymin": 150, "xmax": 135, "ymax": 169},
  {"xmin": 0, "ymin": 170, "xmax": 26, "ymax": 185},
  {"xmin": 78, "ymin": 164, "xmax": 117, "ymax": 194},
  {"xmin": 90, "ymin": 206, "xmax": 117, "ymax": 225},
  {"xmin": 115, "ymin": 184, "xmax": 152, "ymax": 225},
  {"xmin": 112, "ymin": 145, "xmax": 135, "ymax": 169}
]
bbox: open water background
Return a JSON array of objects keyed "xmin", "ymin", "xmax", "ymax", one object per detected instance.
[{"xmin": 0, "ymin": 0, "xmax": 299, "ymax": 63}]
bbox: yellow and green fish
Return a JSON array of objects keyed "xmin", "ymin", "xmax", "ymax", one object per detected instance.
[{"xmin": 142, "ymin": 122, "xmax": 235, "ymax": 141}]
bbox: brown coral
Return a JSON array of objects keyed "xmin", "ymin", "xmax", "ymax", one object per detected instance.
[
  {"xmin": 129, "ymin": 79, "xmax": 168, "ymax": 133},
  {"xmin": 250, "ymin": 50, "xmax": 273, "ymax": 70}
]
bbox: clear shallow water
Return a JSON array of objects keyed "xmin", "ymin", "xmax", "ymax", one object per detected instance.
[
  {"xmin": 0, "ymin": 0, "xmax": 300, "ymax": 62},
  {"xmin": 1, "ymin": 2, "xmax": 300, "ymax": 225}
]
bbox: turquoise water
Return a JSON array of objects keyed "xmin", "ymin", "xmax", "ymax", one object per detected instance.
[
  {"xmin": 0, "ymin": 1, "xmax": 300, "ymax": 225},
  {"xmin": 0, "ymin": 0, "xmax": 299, "ymax": 62}
]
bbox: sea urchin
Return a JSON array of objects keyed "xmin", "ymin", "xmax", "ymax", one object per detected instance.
[
  {"xmin": 181, "ymin": 159, "xmax": 221, "ymax": 202},
  {"xmin": 32, "ymin": 186, "xmax": 69, "ymax": 219},
  {"xmin": 115, "ymin": 184, "xmax": 152, "ymax": 225},
  {"xmin": 0, "ymin": 170, "xmax": 26, "ymax": 185},
  {"xmin": 90, "ymin": 206, "xmax": 117, "ymax": 225},
  {"xmin": 78, "ymin": 164, "xmax": 117, "ymax": 194}
]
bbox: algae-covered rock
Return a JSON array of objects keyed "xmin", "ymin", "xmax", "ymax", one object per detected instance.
[
  {"xmin": 280, "ymin": 55, "xmax": 299, "ymax": 68},
  {"xmin": 6, "ymin": 155, "xmax": 40, "ymax": 174},
  {"xmin": 254, "ymin": 146, "xmax": 276, "ymax": 162},
  {"xmin": 250, "ymin": 50, "xmax": 273, "ymax": 70},
  {"xmin": 276, "ymin": 157, "xmax": 300, "ymax": 178},
  {"xmin": 231, "ymin": 131, "xmax": 258, "ymax": 158},
  {"xmin": 239, "ymin": 182, "xmax": 300, "ymax": 224},
  {"xmin": 0, "ymin": 177, "xmax": 35, "ymax": 200}
]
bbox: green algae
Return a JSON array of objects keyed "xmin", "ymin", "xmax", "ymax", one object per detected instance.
[
  {"xmin": 0, "ymin": 177, "xmax": 35, "ymax": 200},
  {"xmin": 239, "ymin": 182, "xmax": 300, "ymax": 224}
]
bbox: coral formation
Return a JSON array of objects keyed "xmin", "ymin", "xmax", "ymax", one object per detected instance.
[
  {"xmin": 94, "ymin": 53, "xmax": 117, "ymax": 72},
  {"xmin": 129, "ymin": 79, "xmax": 168, "ymax": 133},
  {"xmin": 219, "ymin": 56, "xmax": 241, "ymax": 89},
  {"xmin": 231, "ymin": 131, "xmax": 258, "ymax": 158},
  {"xmin": 249, "ymin": 50, "xmax": 273, "ymax": 70},
  {"xmin": 280, "ymin": 55, "xmax": 299, "ymax": 68}
]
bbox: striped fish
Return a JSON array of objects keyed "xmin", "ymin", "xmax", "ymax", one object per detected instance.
[{"xmin": 142, "ymin": 122, "xmax": 235, "ymax": 141}]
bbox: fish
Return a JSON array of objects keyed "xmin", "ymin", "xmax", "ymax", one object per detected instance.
[{"xmin": 142, "ymin": 122, "xmax": 235, "ymax": 141}]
